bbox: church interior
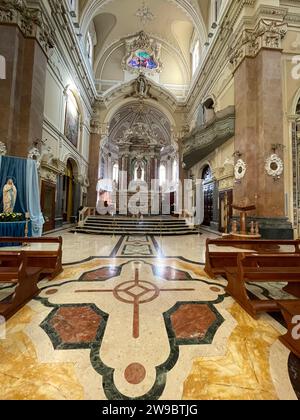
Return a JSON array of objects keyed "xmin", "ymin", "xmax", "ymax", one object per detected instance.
[{"xmin": 0, "ymin": 0, "xmax": 300, "ymax": 400}]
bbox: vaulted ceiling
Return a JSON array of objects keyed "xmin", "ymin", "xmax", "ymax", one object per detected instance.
[{"xmin": 78, "ymin": 0, "xmax": 214, "ymax": 98}]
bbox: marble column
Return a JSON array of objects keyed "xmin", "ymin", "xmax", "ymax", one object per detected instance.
[
  {"xmin": 87, "ymin": 130, "xmax": 101, "ymax": 207},
  {"xmin": 0, "ymin": 25, "xmax": 48, "ymax": 157},
  {"xmin": 234, "ymin": 49, "xmax": 293, "ymax": 238}
]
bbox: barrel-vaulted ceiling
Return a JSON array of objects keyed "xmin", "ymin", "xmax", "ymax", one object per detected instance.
[{"xmin": 78, "ymin": 0, "xmax": 213, "ymax": 98}]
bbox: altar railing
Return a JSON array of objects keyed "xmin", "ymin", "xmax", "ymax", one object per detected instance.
[{"xmin": 78, "ymin": 207, "xmax": 96, "ymax": 227}]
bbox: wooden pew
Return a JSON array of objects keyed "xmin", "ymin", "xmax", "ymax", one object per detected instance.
[
  {"xmin": 0, "ymin": 237, "xmax": 63, "ymax": 280},
  {"xmin": 204, "ymin": 238, "xmax": 300, "ymax": 297},
  {"xmin": 278, "ymin": 301, "xmax": 300, "ymax": 358},
  {"xmin": 225, "ymin": 253, "xmax": 300, "ymax": 319},
  {"xmin": 0, "ymin": 252, "xmax": 43, "ymax": 319}
]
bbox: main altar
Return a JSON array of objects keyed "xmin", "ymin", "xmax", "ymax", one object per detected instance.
[{"xmin": 0, "ymin": 156, "xmax": 44, "ymax": 244}]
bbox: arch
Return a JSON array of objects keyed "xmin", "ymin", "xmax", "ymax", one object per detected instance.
[
  {"xmin": 63, "ymin": 155, "xmax": 81, "ymax": 177},
  {"xmin": 198, "ymin": 161, "xmax": 212, "ymax": 180},
  {"xmin": 201, "ymin": 164, "xmax": 212, "ymax": 181},
  {"xmin": 103, "ymin": 97, "xmax": 176, "ymax": 130},
  {"xmin": 291, "ymin": 88, "xmax": 300, "ymax": 115}
]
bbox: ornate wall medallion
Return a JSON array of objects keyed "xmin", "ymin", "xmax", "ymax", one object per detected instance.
[
  {"xmin": 0, "ymin": 141, "xmax": 7, "ymax": 156},
  {"xmin": 234, "ymin": 159, "xmax": 247, "ymax": 180},
  {"xmin": 265, "ymin": 154, "xmax": 284, "ymax": 179}
]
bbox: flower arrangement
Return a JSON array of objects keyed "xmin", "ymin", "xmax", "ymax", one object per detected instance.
[{"xmin": 0, "ymin": 212, "xmax": 25, "ymax": 222}]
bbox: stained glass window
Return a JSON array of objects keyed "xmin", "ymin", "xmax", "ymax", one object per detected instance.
[{"xmin": 128, "ymin": 50, "xmax": 158, "ymax": 70}]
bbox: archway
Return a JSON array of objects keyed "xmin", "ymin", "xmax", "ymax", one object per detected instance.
[
  {"xmin": 98, "ymin": 101, "xmax": 178, "ymax": 215},
  {"xmin": 62, "ymin": 159, "xmax": 80, "ymax": 223}
]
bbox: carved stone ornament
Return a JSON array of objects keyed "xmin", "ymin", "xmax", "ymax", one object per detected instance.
[
  {"xmin": 234, "ymin": 159, "xmax": 247, "ymax": 180},
  {"xmin": 265, "ymin": 154, "xmax": 284, "ymax": 179},
  {"xmin": 0, "ymin": 141, "xmax": 7, "ymax": 156},
  {"xmin": 28, "ymin": 146, "xmax": 41, "ymax": 168},
  {"xmin": 0, "ymin": 0, "xmax": 55, "ymax": 55},
  {"xmin": 229, "ymin": 19, "xmax": 287, "ymax": 71}
]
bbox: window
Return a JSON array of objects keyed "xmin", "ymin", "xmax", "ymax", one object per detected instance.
[
  {"xmin": 0, "ymin": 55, "xmax": 5, "ymax": 80},
  {"xmin": 86, "ymin": 32, "xmax": 93, "ymax": 65},
  {"xmin": 113, "ymin": 163, "xmax": 119, "ymax": 184},
  {"xmin": 159, "ymin": 165, "xmax": 166, "ymax": 186},
  {"xmin": 172, "ymin": 161, "xmax": 178, "ymax": 182},
  {"xmin": 134, "ymin": 162, "xmax": 145, "ymax": 181},
  {"xmin": 192, "ymin": 40, "xmax": 200, "ymax": 76},
  {"xmin": 128, "ymin": 50, "xmax": 158, "ymax": 71},
  {"xmin": 214, "ymin": 0, "xmax": 222, "ymax": 22},
  {"xmin": 297, "ymin": 98, "xmax": 300, "ymax": 115}
]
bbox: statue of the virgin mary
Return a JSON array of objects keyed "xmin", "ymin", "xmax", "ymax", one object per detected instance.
[{"xmin": 3, "ymin": 178, "xmax": 17, "ymax": 213}]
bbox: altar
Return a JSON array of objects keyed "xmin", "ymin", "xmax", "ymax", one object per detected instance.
[{"xmin": 0, "ymin": 220, "xmax": 32, "ymax": 247}]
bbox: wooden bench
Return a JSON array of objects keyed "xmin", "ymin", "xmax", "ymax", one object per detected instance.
[
  {"xmin": 225, "ymin": 253, "xmax": 300, "ymax": 319},
  {"xmin": 0, "ymin": 237, "xmax": 63, "ymax": 280},
  {"xmin": 0, "ymin": 252, "xmax": 44, "ymax": 320},
  {"xmin": 278, "ymin": 301, "xmax": 300, "ymax": 358},
  {"xmin": 204, "ymin": 239, "xmax": 300, "ymax": 297}
]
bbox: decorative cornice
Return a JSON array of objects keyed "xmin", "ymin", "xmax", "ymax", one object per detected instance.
[
  {"xmin": 0, "ymin": 0, "xmax": 55, "ymax": 55},
  {"xmin": 229, "ymin": 19, "xmax": 288, "ymax": 72}
]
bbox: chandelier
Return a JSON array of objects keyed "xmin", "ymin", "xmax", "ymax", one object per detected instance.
[{"xmin": 135, "ymin": 2, "xmax": 155, "ymax": 26}]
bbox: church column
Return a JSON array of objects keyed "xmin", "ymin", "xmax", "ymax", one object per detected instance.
[
  {"xmin": 231, "ymin": 19, "xmax": 293, "ymax": 239},
  {"xmin": 87, "ymin": 120, "xmax": 102, "ymax": 207},
  {"xmin": 0, "ymin": 4, "xmax": 53, "ymax": 157},
  {"xmin": 178, "ymin": 136, "xmax": 188, "ymax": 216}
]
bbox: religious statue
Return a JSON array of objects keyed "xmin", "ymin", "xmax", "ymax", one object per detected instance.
[
  {"xmin": 3, "ymin": 178, "xmax": 17, "ymax": 213},
  {"xmin": 136, "ymin": 75, "xmax": 148, "ymax": 97},
  {"xmin": 139, "ymin": 77, "xmax": 146, "ymax": 96},
  {"xmin": 137, "ymin": 164, "xmax": 142, "ymax": 180}
]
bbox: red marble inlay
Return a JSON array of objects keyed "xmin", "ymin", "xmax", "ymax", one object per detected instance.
[
  {"xmin": 170, "ymin": 304, "xmax": 216, "ymax": 340},
  {"xmin": 124, "ymin": 363, "xmax": 146, "ymax": 385},
  {"xmin": 50, "ymin": 306, "xmax": 102, "ymax": 344},
  {"xmin": 155, "ymin": 267, "xmax": 189, "ymax": 280},
  {"xmin": 81, "ymin": 267, "xmax": 119, "ymax": 281}
]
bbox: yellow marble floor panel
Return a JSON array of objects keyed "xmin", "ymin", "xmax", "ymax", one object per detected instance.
[
  {"xmin": 0, "ymin": 307, "xmax": 84, "ymax": 400},
  {"xmin": 182, "ymin": 303, "xmax": 281, "ymax": 400}
]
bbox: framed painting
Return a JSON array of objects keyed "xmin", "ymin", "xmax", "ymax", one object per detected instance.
[{"xmin": 64, "ymin": 93, "xmax": 79, "ymax": 148}]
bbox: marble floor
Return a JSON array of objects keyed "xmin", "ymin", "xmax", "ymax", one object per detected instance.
[{"xmin": 0, "ymin": 231, "xmax": 299, "ymax": 400}]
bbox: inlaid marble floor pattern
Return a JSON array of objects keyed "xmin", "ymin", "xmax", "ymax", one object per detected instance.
[{"xmin": 0, "ymin": 233, "xmax": 299, "ymax": 400}]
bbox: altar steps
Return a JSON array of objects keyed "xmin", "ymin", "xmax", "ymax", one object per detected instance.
[{"xmin": 71, "ymin": 216, "xmax": 199, "ymax": 236}]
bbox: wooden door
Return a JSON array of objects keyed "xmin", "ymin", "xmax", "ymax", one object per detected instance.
[
  {"xmin": 203, "ymin": 183, "xmax": 214, "ymax": 226},
  {"xmin": 219, "ymin": 190, "xmax": 233, "ymax": 233},
  {"xmin": 41, "ymin": 181, "xmax": 56, "ymax": 232}
]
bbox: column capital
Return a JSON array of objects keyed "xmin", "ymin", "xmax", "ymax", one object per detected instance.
[
  {"xmin": 229, "ymin": 19, "xmax": 287, "ymax": 72},
  {"xmin": 0, "ymin": 0, "xmax": 55, "ymax": 56}
]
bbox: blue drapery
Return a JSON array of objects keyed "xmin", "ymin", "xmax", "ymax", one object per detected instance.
[
  {"xmin": 0, "ymin": 156, "xmax": 27, "ymax": 213},
  {"xmin": 26, "ymin": 159, "xmax": 44, "ymax": 237},
  {"xmin": 0, "ymin": 156, "xmax": 44, "ymax": 237},
  {"xmin": 0, "ymin": 221, "xmax": 32, "ymax": 247}
]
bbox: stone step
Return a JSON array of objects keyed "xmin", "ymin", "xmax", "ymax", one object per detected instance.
[
  {"xmin": 86, "ymin": 217, "xmax": 187, "ymax": 225},
  {"xmin": 78, "ymin": 225, "xmax": 197, "ymax": 233},
  {"xmin": 71, "ymin": 228, "xmax": 199, "ymax": 236},
  {"xmin": 83, "ymin": 223, "xmax": 191, "ymax": 230}
]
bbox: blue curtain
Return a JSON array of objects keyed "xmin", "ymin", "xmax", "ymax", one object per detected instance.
[
  {"xmin": 0, "ymin": 156, "xmax": 27, "ymax": 213},
  {"xmin": 0, "ymin": 157, "xmax": 44, "ymax": 237},
  {"xmin": 26, "ymin": 159, "xmax": 44, "ymax": 237}
]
